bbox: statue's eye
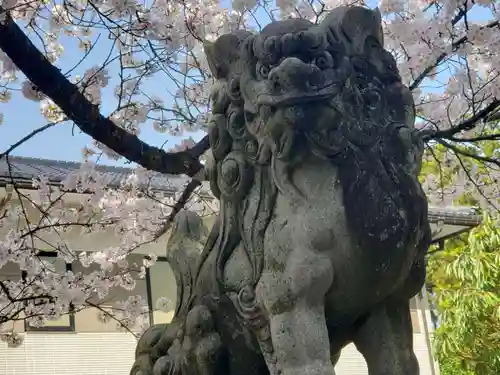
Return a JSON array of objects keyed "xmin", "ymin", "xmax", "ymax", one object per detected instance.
[
  {"xmin": 364, "ymin": 89, "xmax": 381, "ymax": 110},
  {"xmin": 257, "ymin": 62, "xmax": 270, "ymax": 79},
  {"xmin": 352, "ymin": 57, "xmax": 368, "ymax": 71},
  {"xmin": 367, "ymin": 37, "xmax": 380, "ymax": 50},
  {"xmin": 264, "ymin": 36, "xmax": 278, "ymax": 56},
  {"xmin": 314, "ymin": 51, "xmax": 333, "ymax": 70}
]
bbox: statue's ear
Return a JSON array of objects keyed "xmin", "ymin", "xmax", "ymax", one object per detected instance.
[
  {"xmin": 373, "ymin": 7, "xmax": 384, "ymax": 47},
  {"xmin": 204, "ymin": 39, "xmax": 226, "ymax": 79},
  {"xmin": 337, "ymin": 6, "xmax": 385, "ymax": 52},
  {"xmin": 204, "ymin": 31, "xmax": 253, "ymax": 79}
]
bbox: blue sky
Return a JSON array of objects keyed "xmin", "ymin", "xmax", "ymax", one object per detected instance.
[
  {"xmin": 0, "ymin": 17, "xmax": 210, "ymax": 167},
  {"xmin": 0, "ymin": 2, "xmax": 493, "ymax": 167},
  {"xmin": 0, "ymin": 30, "xmax": 206, "ymax": 167}
]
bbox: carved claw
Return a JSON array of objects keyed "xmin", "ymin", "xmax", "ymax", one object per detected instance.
[{"xmin": 152, "ymin": 356, "xmax": 171, "ymax": 375}]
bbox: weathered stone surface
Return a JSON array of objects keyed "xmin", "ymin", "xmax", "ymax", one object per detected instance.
[{"xmin": 130, "ymin": 5, "xmax": 431, "ymax": 375}]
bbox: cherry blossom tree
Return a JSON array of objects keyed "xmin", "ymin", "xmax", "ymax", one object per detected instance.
[
  {"xmin": 0, "ymin": 161, "xmax": 215, "ymax": 347},
  {"xmin": 0, "ymin": 0, "xmax": 500, "ymax": 348}
]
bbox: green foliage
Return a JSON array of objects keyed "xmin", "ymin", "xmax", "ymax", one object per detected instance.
[{"xmin": 427, "ymin": 216, "xmax": 500, "ymax": 375}]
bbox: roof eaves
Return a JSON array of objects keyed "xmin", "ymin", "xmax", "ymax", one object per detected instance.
[
  {"xmin": 428, "ymin": 207, "xmax": 482, "ymax": 227},
  {"xmin": 0, "ymin": 158, "xmax": 488, "ymax": 226}
]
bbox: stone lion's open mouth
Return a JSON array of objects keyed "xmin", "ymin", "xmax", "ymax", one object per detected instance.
[
  {"xmin": 257, "ymin": 92, "xmax": 336, "ymax": 107},
  {"xmin": 244, "ymin": 88, "xmax": 339, "ymax": 127},
  {"xmin": 256, "ymin": 84, "xmax": 341, "ymax": 108}
]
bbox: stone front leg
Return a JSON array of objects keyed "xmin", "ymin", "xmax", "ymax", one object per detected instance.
[
  {"xmin": 353, "ymin": 298, "xmax": 419, "ymax": 375},
  {"xmin": 257, "ymin": 247, "xmax": 335, "ymax": 375}
]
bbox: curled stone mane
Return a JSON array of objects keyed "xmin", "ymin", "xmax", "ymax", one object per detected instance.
[{"xmin": 203, "ymin": 30, "xmax": 278, "ymax": 293}]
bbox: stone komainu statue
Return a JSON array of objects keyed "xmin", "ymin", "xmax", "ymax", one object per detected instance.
[{"xmin": 131, "ymin": 6, "xmax": 431, "ymax": 375}]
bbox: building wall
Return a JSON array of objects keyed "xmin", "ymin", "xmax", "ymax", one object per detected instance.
[
  {"xmin": 0, "ymin": 333, "xmax": 137, "ymax": 375},
  {"xmin": 335, "ymin": 333, "xmax": 434, "ymax": 375},
  {"xmin": 0, "ymin": 333, "xmax": 434, "ymax": 375}
]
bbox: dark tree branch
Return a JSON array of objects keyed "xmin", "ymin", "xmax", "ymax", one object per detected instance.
[
  {"xmin": 486, "ymin": 110, "xmax": 500, "ymax": 123},
  {"xmin": 435, "ymin": 139, "xmax": 500, "ymax": 168},
  {"xmin": 155, "ymin": 178, "xmax": 203, "ymax": 238},
  {"xmin": 423, "ymin": 100, "xmax": 500, "ymax": 141},
  {"xmin": 448, "ymin": 133, "xmax": 500, "ymax": 143},
  {"xmin": 0, "ymin": 11, "xmax": 209, "ymax": 177},
  {"xmin": 0, "ymin": 281, "xmax": 14, "ymax": 302},
  {"xmin": 187, "ymin": 135, "xmax": 209, "ymax": 159}
]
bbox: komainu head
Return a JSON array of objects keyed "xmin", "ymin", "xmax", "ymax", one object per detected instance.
[{"xmin": 204, "ymin": 6, "xmax": 419, "ymax": 173}]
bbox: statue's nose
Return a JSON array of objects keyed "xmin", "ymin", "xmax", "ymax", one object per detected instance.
[{"xmin": 268, "ymin": 57, "xmax": 320, "ymax": 91}]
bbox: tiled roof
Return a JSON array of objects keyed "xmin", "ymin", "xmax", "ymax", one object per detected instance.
[
  {"xmin": 428, "ymin": 206, "xmax": 482, "ymax": 226},
  {"xmin": 0, "ymin": 155, "xmax": 210, "ymax": 194},
  {"xmin": 0, "ymin": 156, "xmax": 483, "ymax": 227}
]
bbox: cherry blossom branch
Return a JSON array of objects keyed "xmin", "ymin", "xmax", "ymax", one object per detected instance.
[
  {"xmin": 0, "ymin": 281, "xmax": 52, "ymax": 304},
  {"xmin": 84, "ymin": 300, "xmax": 139, "ymax": 337},
  {"xmin": 0, "ymin": 11, "xmax": 206, "ymax": 177},
  {"xmin": 0, "ymin": 281, "xmax": 16, "ymax": 303},
  {"xmin": 410, "ymin": 19, "xmax": 500, "ymax": 91}
]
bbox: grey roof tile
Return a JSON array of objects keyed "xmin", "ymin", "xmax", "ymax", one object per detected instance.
[
  {"xmin": 0, "ymin": 156, "xmax": 210, "ymax": 194},
  {"xmin": 0, "ymin": 156, "xmax": 483, "ymax": 226}
]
